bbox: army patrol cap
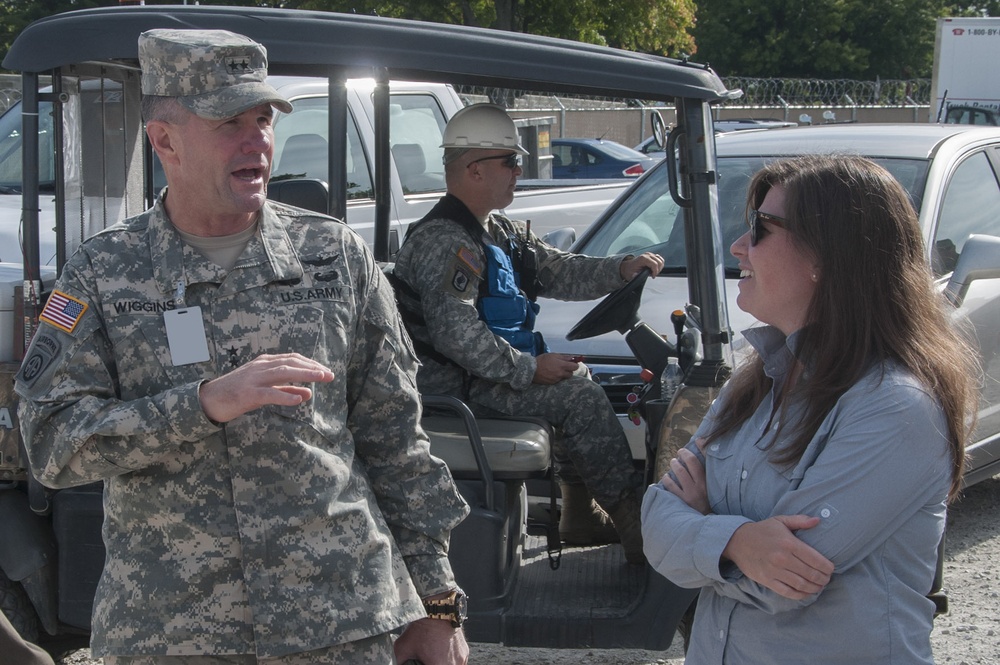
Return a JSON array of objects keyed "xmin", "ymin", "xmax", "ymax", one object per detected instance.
[{"xmin": 139, "ymin": 29, "xmax": 293, "ymax": 120}]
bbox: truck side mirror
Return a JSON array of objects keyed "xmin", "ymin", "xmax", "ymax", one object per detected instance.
[
  {"xmin": 943, "ymin": 234, "xmax": 1000, "ymax": 306},
  {"xmin": 542, "ymin": 227, "xmax": 576, "ymax": 251}
]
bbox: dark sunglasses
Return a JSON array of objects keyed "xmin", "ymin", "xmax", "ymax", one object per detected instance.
[
  {"xmin": 747, "ymin": 209, "xmax": 786, "ymax": 245},
  {"xmin": 468, "ymin": 153, "xmax": 522, "ymax": 169}
]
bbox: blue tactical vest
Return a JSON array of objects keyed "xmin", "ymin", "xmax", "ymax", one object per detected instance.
[
  {"xmin": 477, "ymin": 242, "xmax": 548, "ymax": 356},
  {"xmin": 396, "ymin": 194, "xmax": 548, "ymax": 359}
]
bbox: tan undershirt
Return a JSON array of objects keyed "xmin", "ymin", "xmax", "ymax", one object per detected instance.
[{"xmin": 176, "ymin": 220, "xmax": 260, "ymax": 273}]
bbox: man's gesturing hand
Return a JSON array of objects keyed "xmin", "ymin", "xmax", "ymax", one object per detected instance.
[{"xmin": 198, "ymin": 353, "xmax": 334, "ymax": 423}]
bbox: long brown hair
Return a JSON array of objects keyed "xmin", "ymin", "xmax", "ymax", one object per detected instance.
[{"xmin": 707, "ymin": 155, "xmax": 978, "ymax": 501}]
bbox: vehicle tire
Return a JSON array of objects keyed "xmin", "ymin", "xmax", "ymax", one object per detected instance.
[{"xmin": 0, "ymin": 567, "xmax": 41, "ymax": 644}]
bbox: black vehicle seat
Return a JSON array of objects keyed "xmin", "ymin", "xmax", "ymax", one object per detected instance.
[{"xmin": 267, "ymin": 178, "xmax": 329, "ymax": 216}]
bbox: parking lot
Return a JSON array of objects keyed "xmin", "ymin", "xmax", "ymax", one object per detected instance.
[
  {"xmin": 66, "ymin": 475, "xmax": 1000, "ymax": 664},
  {"xmin": 469, "ymin": 474, "xmax": 1000, "ymax": 664},
  {"xmin": 58, "ymin": 474, "xmax": 1000, "ymax": 664}
]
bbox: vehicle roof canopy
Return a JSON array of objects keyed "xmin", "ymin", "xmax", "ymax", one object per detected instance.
[
  {"xmin": 3, "ymin": 5, "xmax": 736, "ymax": 104},
  {"xmin": 4, "ymin": 5, "xmax": 737, "ymax": 374}
]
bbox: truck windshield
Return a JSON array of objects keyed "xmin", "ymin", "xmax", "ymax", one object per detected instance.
[
  {"xmin": 270, "ymin": 92, "xmax": 449, "ymax": 198},
  {"xmin": 945, "ymin": 106, "xmax": 1000, "ymax": 126},
  {"xmin": 0, "ymin": 100, "xmax": 54, "ymax": 193}
]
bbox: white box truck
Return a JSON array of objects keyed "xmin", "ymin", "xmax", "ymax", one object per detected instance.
[{"xmin": 931, "ymin": 16, "xmax": 1000, "ymax": 124}]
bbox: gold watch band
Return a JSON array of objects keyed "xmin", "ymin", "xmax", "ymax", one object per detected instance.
[{"xmin": 421, "ymin": 589, "xmax": 467, "ymax": 627}]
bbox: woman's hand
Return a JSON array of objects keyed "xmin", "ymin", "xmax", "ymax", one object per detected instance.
[
  {"xmin": 660, "ymin": 438, "xmax": 710, "ymax": 514},
  {"xmin": 722, "ymin": 515, "xmax": 835, "ymax": 600}
]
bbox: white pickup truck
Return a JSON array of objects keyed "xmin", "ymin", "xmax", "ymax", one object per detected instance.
[{"xmin": 0, "ymin": 76, "xmax": 628, "ymax": 267}]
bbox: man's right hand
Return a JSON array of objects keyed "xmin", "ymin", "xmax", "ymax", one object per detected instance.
[
  {"xmin": 198, "ymin": 352, "xmax": 334, "ymax": 423},
  {"xmin": 532, "ymin": 353, "xmax": 581, "ymax": 385}
]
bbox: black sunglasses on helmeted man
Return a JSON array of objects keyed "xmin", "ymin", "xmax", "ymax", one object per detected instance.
[
  {"xmin": 746, "ymin": 208, "xmax": 786, "ymax": 246},
  {"xmin": 468, "ymin": 153, "xmax": 522, "ymax": 169}
]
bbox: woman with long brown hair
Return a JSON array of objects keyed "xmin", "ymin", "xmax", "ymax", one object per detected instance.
[{"xmin": 641, "ymin": 155, "xmax": 979, "ymax": 664}]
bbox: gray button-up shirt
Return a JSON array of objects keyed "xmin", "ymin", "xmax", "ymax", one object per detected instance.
[{"xmin": 642, "ymin": 326, "xmax": 950, "ymax": 664}]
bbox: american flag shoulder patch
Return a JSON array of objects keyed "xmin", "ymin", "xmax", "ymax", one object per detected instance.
[
  {"xmin": 457, "ymin": 247, "xmax": 483, "ymax": 276},
  {"xmin": 40, "ymin": 290, "xmax": 88, "ymax": 334}
]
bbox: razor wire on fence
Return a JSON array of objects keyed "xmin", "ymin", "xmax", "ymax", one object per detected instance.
[
  {"xmin": 0, "ymin": 86, "xmax": 21, "ymax": 114},
  {"xmin": 1, "ymin": 77, "xmax": 932, "ymax": 116},
  {"xmin": 458, "ymin": 77, "xmax": 933, "ymax": 110},
  {"xmin": 724, "ymin": 77, "xmax": 931, "ymax": 106}
]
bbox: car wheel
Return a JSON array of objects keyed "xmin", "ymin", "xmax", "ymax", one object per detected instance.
[{"xmin": 0, "ymin": 567, "xmax": 41, "ymax": 643}]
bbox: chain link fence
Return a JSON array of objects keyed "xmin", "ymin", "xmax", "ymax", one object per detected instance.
[
  {"xmin": 458, "ymin": 77, "xmax": 934, "ymax": 149},
  {"xmin": 0, "ymin": 75, "xmax": 934, "ymax": 148},
  {"xmin": 2, "ymin": 75, "xmax": 932, "ymax": 115}
]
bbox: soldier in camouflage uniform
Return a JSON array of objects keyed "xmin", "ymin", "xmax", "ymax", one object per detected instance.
[
  {"xmin": 15, "ymin": 30, "xmax": 469, "ymax": 665},
  {"xmin": 392, "ymin": 104, "xmax": 663, "ymax": 565}
]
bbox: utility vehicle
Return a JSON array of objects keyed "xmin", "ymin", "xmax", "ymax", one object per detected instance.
[{"xmin": 0, "ymin": 5, "xmax": 740, "ymax": 657}]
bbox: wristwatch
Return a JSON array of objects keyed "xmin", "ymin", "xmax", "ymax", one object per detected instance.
[{"xmin": 422, "ymin": 589, "xmax": 468, "ymax": 628}]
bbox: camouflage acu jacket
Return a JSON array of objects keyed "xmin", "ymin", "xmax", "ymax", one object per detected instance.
[{"xmin": 15, "ymin": 199, "xmax": 468, "ymax": 657}]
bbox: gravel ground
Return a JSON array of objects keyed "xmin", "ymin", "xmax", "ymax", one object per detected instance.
[{"xmin": 61, "ymin": 475, "xmax": 1000, "ymax": 665}]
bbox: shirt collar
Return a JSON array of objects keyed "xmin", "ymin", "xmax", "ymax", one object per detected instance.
[
  {"xmin": 742, "ymin": 325, "xmax": 807, "ymax": 380},
  {"xmin": 149, "ymin": 194, "xmax": 303, "ymax": 297}
]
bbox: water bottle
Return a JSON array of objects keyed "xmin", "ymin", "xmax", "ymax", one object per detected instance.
[{"xmin": 660, "ymin": 357, "xmax": 681, "ymax": 403}]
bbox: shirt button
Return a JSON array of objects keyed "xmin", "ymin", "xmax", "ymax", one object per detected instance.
[
  {"xmin": 719, "ymin": 629, "xmax": 725, "ymax": 640},
  {"xmin": 710, "ymin": 444, "xmax": 720, "ymax": 452},
  {"xmin": 820, "ymin": 508, "xmax": 831, "ymax": 518},
  {"xmin": 741, "ymin": 470, "xmax": 748, "ymax": 479}
]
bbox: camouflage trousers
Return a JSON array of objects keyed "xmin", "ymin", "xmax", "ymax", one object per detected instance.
[
  {"xmin": 466, "ymin": 366, "xmax": 642, "ymax": 511},
  {"xmin": 103, "ymin": 632, "xmax": 395, "ymax": 665}
]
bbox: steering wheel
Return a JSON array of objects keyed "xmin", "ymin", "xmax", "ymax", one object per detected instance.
[{"xmin": 566, "ymin": 268, "xmax": 651, "ymax": 341}]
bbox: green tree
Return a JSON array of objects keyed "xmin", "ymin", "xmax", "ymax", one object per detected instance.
[
  {"xmin": 951, "ymin": 1, "xmax": 1000, "ymax": 14},
  {"xmin": 693, "ymin": 0, "xmax": 957, "ymax": 78},
  {"xmin": 1, "ymin": 0, "xmax": 111, "ymax": 71},
  {"xmin": 1, "ymin": 0, "xmax": 696, "ymax": 70},
  {"xmin": 289, "ymin": 0, "xmax": 696, "ymax": 55},
  {"xmin": 524, "ymin": 0, "xmax": 697, "ymax": 55}
]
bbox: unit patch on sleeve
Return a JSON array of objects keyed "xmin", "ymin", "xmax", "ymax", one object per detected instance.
[
  {"xmin": 452, "ymin": 269, "xmax": 470, "ymax": 293},
  {"xmin": 442, "ymin": 245, "xmax": 483, "ymax": 296},
  {"xmin": 16, "ymin": 332, "xmax": 61, "ymax": 388},
  {"xmin": 39, "ymin": 290, "xmax": 88, "ymax": 334}
]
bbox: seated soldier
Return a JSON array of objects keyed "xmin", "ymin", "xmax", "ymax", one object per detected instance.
[{"xmin": 393, "ymin": 104, "xmax": 663, "ymax": 564}]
